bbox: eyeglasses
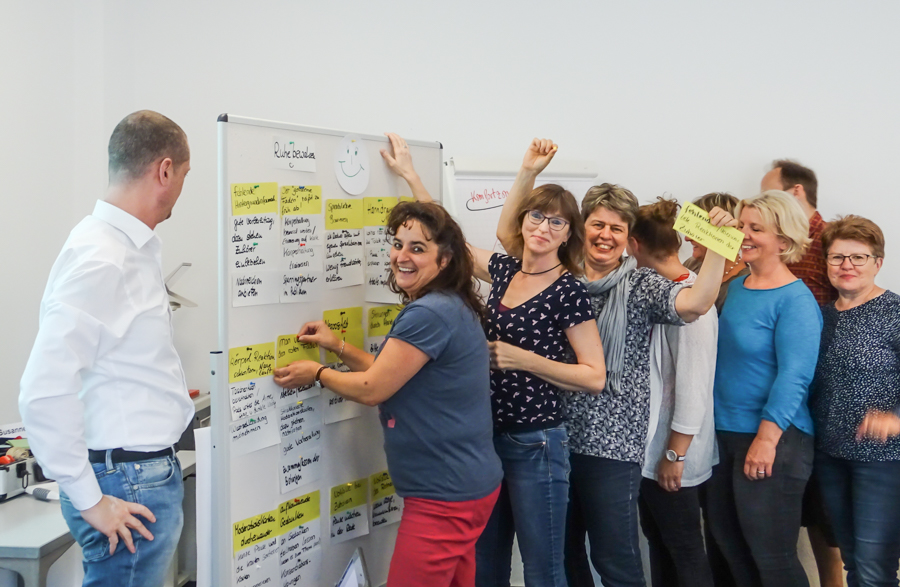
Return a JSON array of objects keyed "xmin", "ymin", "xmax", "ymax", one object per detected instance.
[
  {"xmin": 526, "ymin": 210, "xmax": 569, "ymax": 232},
  {"xmin": 825, "ymin": 254, "xmax": 878, "ymax": 266}
]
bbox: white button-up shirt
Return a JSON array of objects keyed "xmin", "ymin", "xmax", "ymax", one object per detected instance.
[{"xmin": 20, "ymin": 200, "xmax": 194, "ymax": 510}]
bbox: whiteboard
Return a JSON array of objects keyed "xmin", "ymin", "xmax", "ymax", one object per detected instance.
[
  {"xmin": 213, "ymin": 115, "xmax": 442, "ymax": 587},
  {"xmin": 444, "ymin": 157, "xmax": 598, "ymax": 253}
]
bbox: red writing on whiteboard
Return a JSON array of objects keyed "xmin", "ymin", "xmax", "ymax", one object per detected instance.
[{"xmin": 466, "ymin": 187, "xmax": 509, "ymax": 211}]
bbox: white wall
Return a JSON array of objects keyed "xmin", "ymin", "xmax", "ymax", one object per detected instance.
[{"xmin": 2, "ymin": 1, "xmax": 899, "ymax": 584}]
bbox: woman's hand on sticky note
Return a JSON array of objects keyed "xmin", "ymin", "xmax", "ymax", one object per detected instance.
[
  {"xmin": 708, "ymin": 206, "xmax": 738, "ymax": 229},
  {"xmin": 273, "ymin": 360, "xmax": 320, "ymax": 389},
  {"xmin": 297, "ymin": 321, "xmax": 340, "ymax": 354}
]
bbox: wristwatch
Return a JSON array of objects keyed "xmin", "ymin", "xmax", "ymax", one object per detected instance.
[{"xmin": 665, "ymin": 449, "xmax": 686, "ymax": 463}]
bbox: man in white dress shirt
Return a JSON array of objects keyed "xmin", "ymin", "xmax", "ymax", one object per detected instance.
[{"xmin": 19, "ymin": 110, "xmax": 195, "ymax": 587}]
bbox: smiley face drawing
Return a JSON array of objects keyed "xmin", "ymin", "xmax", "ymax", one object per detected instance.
[{"xmin": 334, "ymin": 134, "xmax": 370, "ymax": 195}]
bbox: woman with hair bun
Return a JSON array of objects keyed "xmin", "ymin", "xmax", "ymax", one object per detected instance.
[
  {"xmin": 706, "ymin": 190, "xmax": 823, "ymax": 587},
  {"xmin": 628, "ymin": 198, "xmax": 718, "ymax": 587}
]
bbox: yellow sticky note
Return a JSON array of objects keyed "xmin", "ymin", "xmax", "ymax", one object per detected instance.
[
  {"xmin": 325, "ymin": 199, "xmax": 363, "ymax": 230},
  {"xmin": 368, "ymin": 305, "xmax": 403, "ymax": 337},
  {"xmin": 232, "ymin": 509, "xmax": 278, "ymax": 554},
  {"xmin": 370, "ymin": 471, "xmax": 396, "ymax": 500},
  {"xmin": 275, "ymin": 335, "xmax": 320, "ymax": 369},
  {"xmin": 231, "ymin": 182, "xmax": 278, "ymax": 216},
  {"xmin": 325, "ymin": 328, "xmax": 365, "ymax": 363},
  {"xmin": 278, "ymin": 490, "xmax": 320, "ymax": 534},
  {"xmin": 673, "ymin": 202, "xmax": 743, "ymax": 262},
  {"xmin": 330, "ymin": 478, "xmax": 368, "ymax": 515},
  {"xmin": 323, "ymin": 307, "xmax": 364, "ymax": 332},
  {"xmin": 281, "ymin": 185, "xmax": 322, "ymax": 216},
  {"xmin": 364, "ymin": 197, "xmax": 398, "ymax": 226},
  {"xmin": 229, "ymin": 343, "xmax": 275, "ymax": 383}
]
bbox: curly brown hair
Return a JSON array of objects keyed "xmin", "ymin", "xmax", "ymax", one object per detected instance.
[
  {"xmin": 631, "ymin": 197, "xmax": 682, "ymax": 261},
  {"xmin": 385, "ymin": 201, "xmax": 485, "ymax": 320}
]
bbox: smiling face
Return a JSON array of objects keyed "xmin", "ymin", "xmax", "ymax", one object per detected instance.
[
  {"xmin": 584, "ymin": 207, "xmax": 629, "ymax": 270},
  {"xmin": 333, "ymin": 134, "xmax": 371, "ymax": 195},
  {"xmin": 738, "ymin": 206, "xmax": 786, "ymax": 264},
  {"xmin": 521, "ymin": 208, "xmax": 571, "ymax": 257},
  {"xmin": 826, "ymin": 238, "xmax": 882, "ymax": 296},
  {"xmin": 390, "ymin": 220, "xmax": 447, "ymax": 299}
]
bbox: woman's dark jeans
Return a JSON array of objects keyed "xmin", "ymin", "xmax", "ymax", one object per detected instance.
[
  {"xmin": 815, "ymin": 451, "xmax": 900, "ymax": 587},
  {"xmin": 705, "ymin": 427, "xmax": 813, "ymax": 587},
  {"xmin": 639, "ymin": 477, "xmax": 714, "ymax": 587}
]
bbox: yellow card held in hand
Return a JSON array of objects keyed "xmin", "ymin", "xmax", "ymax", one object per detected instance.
[
  {"xmin": 673, "ymin": 202, "xmax": 742, "ymax": 262},
  {"xmin": 275, "ymin": 335, "xmax": 320, "ymax": 369}
]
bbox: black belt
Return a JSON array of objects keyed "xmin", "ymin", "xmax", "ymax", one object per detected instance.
[{"xmin": 88, "ymin": 447, "xmax": 175, "ymax": 464}]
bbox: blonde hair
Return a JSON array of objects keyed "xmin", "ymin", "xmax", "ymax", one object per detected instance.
[
  {"xmin": 735, "ymin": 190, "xmax": 811, "ymax": 264},
  {"xmin": 581, "ymin": 183, "xmax": 638, "ymax": 231}
]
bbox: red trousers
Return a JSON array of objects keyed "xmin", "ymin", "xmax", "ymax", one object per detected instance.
[{"xmin": 387, "ymin": 486, "xmax": 500, "ymax": 587}]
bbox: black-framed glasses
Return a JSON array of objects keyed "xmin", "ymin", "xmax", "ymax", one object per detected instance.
[
  {"xmin": 825, "ymin": 253, "xmax": 878, "ymax": 266},
  {"xmin": 526, "ymin": 210, "xmax": 569, "ymax": 232}
]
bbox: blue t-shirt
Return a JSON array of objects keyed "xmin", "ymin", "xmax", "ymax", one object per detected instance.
[
  {"xmin": 714, "ymin": 276, "xmax": 822, "ymax": 434},
  {"xmin": 378, "ymin": 291, "xmax": 502, "ymax": 501}
]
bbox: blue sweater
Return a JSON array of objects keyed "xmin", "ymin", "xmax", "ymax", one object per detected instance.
[{"xmin": 714, "ymin": 276, "xmax": 822, "ymax": 434}]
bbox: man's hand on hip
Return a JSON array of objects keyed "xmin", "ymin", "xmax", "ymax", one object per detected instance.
[{"xmin": 81, "ymin": 494, "xmax": 156, "ymax": 554}]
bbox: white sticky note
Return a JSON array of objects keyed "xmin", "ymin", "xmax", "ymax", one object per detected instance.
[
  {"xmin": 280, "ymin": 271, "xmax": 324, "ymax": 304},
  {"xmin": 330, "ymin": 504, "xmax": 369, "ymax": 544},
  {"xmin": 283, "ymin": 214, "xmax": 324, "ymax": 249},
  {"xmin": 371, "ymin": 494, "xmax": 403, "ymax": 529},
  {"xmin": 273, "ymin": 136, "xmax": 316, "ymax": 172},
  {"xmin": 324, "ymin": 229, "xmax": 364, "ymax": 289},
  {"xmin": 229, "ymin": 378, "xmax": 279, "ymax": 421},
  {"xmin": 229, "ymin": 408, "xmax": 279, "ymax": 456},
  {"xmin": 278, "ymin": 520, "xmax": 322, "ymax": 587},
  {"xmin": 233, "ymin": 270, "xmax": 281, "ymax": 307},
  {"xmin": 276, "ymin": 384, "xmax": 321, "ymax": 408},
  {"xmin": 233, "ymin": 537, "xmax": 278, "ymax": 587},
  {"xmin": 231, "ymin": 213, "xmax": 280, "ymax": 271},
  {"xmin": 364, "ymin": 226, "xmax": 398, "ymax": 304}
]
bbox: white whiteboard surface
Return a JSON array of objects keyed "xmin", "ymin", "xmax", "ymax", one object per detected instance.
[
  {"xmin": 214, "ymin": 115, "xmax": 442, "ymax": 587},
  {"xmin": 445, "ymin": 158, "xmax": 598, "ymax": 253}
]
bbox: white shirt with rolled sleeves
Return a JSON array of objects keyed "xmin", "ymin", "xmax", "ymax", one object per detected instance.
[
  {"xmin": 19, "ymin": 200, "xmax": 194, "ymax": 511},
  {"xmin": 642, "ymin": 271, "xmax": 720, "ymax": 487}
]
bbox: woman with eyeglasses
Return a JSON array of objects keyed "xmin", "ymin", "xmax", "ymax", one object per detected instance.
[
  {"xmin": 381, "ymin": 133, "xmax": 607, "ymax": 587},
  {"xmin": 495, "ymin": 140, "xmax": 734, "ymax": 587},
  {"xmin": 808, "ymin": 215, "xmax": 900, "ymax": 586}
]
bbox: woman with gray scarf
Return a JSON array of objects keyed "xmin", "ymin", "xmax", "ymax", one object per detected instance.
[{"xmin": 496, "ymin": 139, "xmax": 734, "ymax": 587}]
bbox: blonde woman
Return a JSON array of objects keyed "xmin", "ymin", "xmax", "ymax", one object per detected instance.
[{"xmin": 706, "ymin": 191, "xmax": 823, "ymax": 587}]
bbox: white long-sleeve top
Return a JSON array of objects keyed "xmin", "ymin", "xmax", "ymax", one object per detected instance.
[
  {"xmin": 643, "ymin": 272, "xmax": 719, "ymax": 487},
  {"xmin": 19, "ymin": 200, "xmax": 194, "ymax": 510}
]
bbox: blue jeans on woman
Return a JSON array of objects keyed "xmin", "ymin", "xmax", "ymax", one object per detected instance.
[
  {"xmin": 565, "ymin": 453, "xmax": 646, "ymax": 587},
  {"xmin": 60, "ymin": 451, "xmax": 184, "ymax": 587},
  {"xmin": 475, "ymin": 425, "xmax": 569, "ymax": 587},
  {"xmin": 815, "ymin": 451, "xmax": 900, "ymax": 587}
]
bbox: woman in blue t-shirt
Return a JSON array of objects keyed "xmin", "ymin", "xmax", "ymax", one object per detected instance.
[
  {"xmin": 273, "ymin": 200, "xmax": 502, "ymax": 587},
  {"xmin": 380, "ymin": 133, "xmax": 607, "ymax": 587},
  {"xmin": 706, "ymin": 190, "xmax": 823, "ymax": 587}
]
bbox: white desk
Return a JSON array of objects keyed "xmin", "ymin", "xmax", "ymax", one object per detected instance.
[
  {"xmin": 0, "ymin": 451, "xmax": 197, "ymax": 587},
  {"xmin": 0, "ymin": 494, "xmax": 74, "ymax": 587}
]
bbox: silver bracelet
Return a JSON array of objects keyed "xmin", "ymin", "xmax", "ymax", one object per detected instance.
[{"xmin": 338, "ymin": 340, "xmax": 345, "ymax": 359}]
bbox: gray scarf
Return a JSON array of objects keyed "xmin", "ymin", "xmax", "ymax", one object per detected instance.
[{"xmin": 582, "ymin": 256, "xmax": 636, "ymax": 394}]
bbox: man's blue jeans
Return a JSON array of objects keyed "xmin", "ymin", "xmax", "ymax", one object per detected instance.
[
  {"xmin": 475, "ymin": 425, "xmax": 569, "ymax": 587},
  {"xmin": 60, "ymin": 451, "xmax": 184, "ymax": 587},
  {"xmin": 815, "ymin": 451, "xmax": 900, "ymax": 587}
]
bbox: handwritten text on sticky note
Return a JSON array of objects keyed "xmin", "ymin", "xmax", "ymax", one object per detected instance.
[
  {"xmin": 229, "ymin": 343, "xmax": 276, "ymax": 383},
  {"xmin": 325, "ymin": 199, "xmax": 363, "ymax": 230},
  {"xmin": 281, "ymin": 185, "xmax": 322, "ymax": 216},
  {"xmin": 673, "ymin": 202, "xmax": 742, "ymax": 262},
  {"xmin": 276, "ymin": 335, "xmax": 320, "ymax": 369},
  {"xmin": 232, "ymin": 183, "xmax": 278, "ymax": 216},
  {"xmin": 364, "ymin": 197, "xmax": 398, "ymax": 226}
]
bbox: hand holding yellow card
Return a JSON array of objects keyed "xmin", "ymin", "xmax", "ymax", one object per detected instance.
[{"xmin": 673, "ymin": 202, "xmax": 742, "ymax": 262}]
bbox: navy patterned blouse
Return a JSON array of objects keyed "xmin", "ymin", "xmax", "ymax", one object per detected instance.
[
  {"xmin": 810, "ymin": 290, "xmax": 900, "ymax": 462},
  {"xmin": 485, "ymin": 254, "xmax": 595, "ymax": 433}
]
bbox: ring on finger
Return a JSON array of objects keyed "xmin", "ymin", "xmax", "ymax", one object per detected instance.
[{"xmin": 756, "ymin": 469, "xmax": 766, "ymax": 476}]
